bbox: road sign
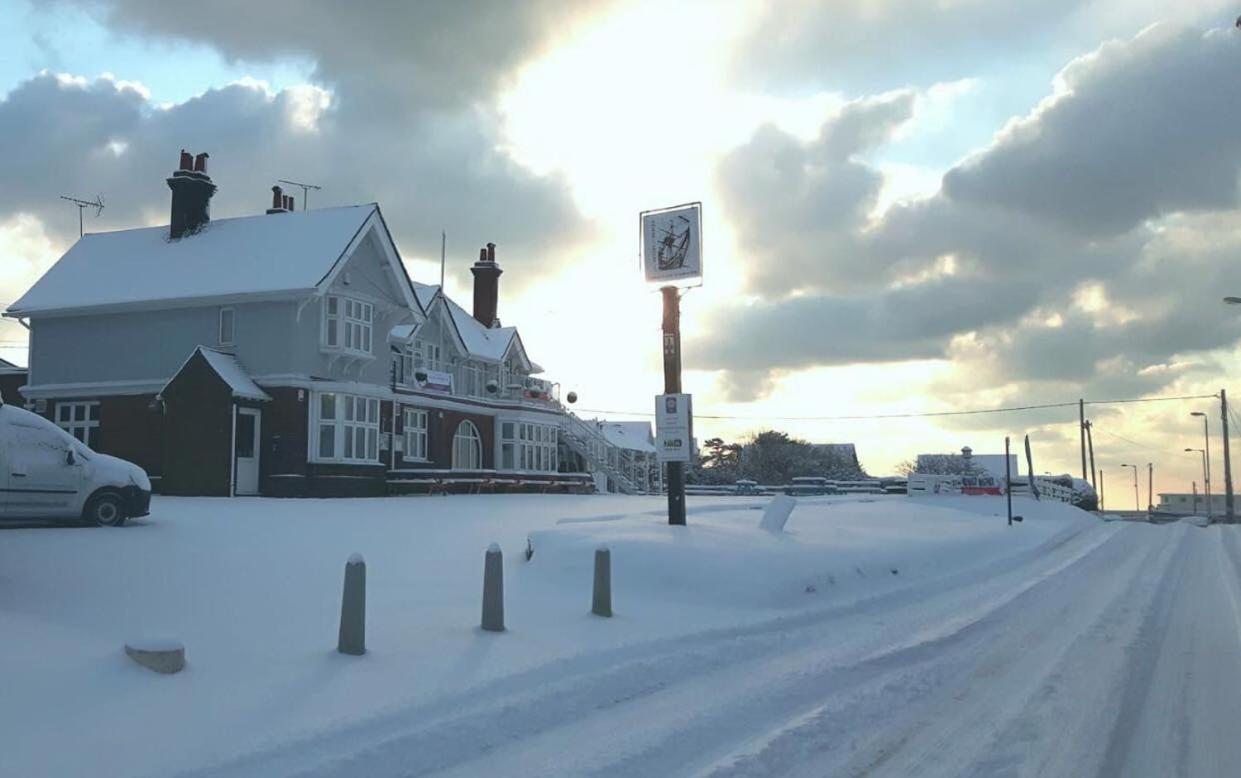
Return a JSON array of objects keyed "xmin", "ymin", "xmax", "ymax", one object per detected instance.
[
  {"xmin": 640, "ymin": 203, "xmax": 702, "ymax": 285},
  {"xmin": 655, "ymin": 393, "xmax": 693, "ymax": 463}
]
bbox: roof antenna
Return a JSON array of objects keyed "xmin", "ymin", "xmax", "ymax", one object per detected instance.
[
  {"xmin": 59, "ymin": 194, "xmax": 105, "ymax": 237},
  {"xmin": 440, "ymin": 229, "xmax": 446, "ymax": 292},
  {"xmin": 277, "ymin": 179, "xmax": 322, "ymax": 210}
]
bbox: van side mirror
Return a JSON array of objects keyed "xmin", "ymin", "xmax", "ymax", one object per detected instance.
[{"xmin": 65, "ymin": 449, "xmax": 76, "ymax": 466}]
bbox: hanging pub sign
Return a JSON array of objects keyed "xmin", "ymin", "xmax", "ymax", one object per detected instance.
[
  {"xmin": 655, "ymin": 392, "xmax": 693, "ymax": 463},
  {"xmin": 640, "ymin": 202, "xmax": 703, "ymax": 286}
]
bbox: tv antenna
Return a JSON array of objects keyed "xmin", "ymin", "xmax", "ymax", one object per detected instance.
[
  {"xmin": 277, "ymin": 179, "xmax": 322, "ymax": 210},
  {"xmin": 60, "ymin": 194, "xmax": 105, "ymax": 237}
]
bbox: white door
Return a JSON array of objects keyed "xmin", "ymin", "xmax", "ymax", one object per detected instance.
[
  {"xmin": 7, "ymin": 424, "xmax": 81, "ymax": 518},
  {"xmin": 234, "ymin": 408, "xmax": 261, "ymax": 496}
]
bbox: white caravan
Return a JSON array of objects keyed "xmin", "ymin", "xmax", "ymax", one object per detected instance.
[{"xmin": 0, "ymin": 395, "xmax": 151, "ymax": 525}]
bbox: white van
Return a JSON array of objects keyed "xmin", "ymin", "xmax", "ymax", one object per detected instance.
[{"xmin": 0, "ymin": 396, "xmax": 151, "ymax": 525}]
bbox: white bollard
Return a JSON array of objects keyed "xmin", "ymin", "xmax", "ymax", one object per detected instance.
[{"xmin": 592, "ymin": 546, "xmax": 612, "ymax": 618}]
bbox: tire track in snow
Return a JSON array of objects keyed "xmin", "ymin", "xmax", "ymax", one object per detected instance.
[{"xmin": 174, "ymin": 519, "xmax": 1115, "ymax": 778}]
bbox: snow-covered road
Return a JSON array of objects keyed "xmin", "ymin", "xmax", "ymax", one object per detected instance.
[{"xmin": 188, "ymin": 519, "xmax": 1241, "ymax": 778}]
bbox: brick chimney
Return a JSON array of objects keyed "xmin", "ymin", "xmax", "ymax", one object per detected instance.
[
  {"xmin": 266, "ymin": 185, "xmax": 288, "ymax": 214},
  {"xmin": 471, "ymin": 242, "xmax": 502, "ymax": 328},
  {"xmin": 166, "ymin": 149, "xmax": 217, "ymax": 239}
]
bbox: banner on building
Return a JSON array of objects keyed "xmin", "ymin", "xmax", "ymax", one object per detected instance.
[
  {"xmin": 640, "ymin": 203, "xmax": 702, "ymax": 286},
  {"xmin": 655, "ymin": 392, "xmax": 693, "ymax": 462},
  {"xmin": 419, "ymin": 369, "xmax": 453, "ymax": 394}
]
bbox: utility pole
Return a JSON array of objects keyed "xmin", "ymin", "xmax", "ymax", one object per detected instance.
[
  {"xmin": 1191, "ymin": 411, "xmax": 1211, "ymax": 515},
  {"xmin": 1193, "ymin": 480, "xmax": 1199, "ymax": 514},
  {"xmin": 1005, "ymin": 436, "xmax": 1013, "ymax": 526},
  {"xmin": 662, "ymin": 286, "xmax": 686, "ymax": 526},
  {"xmin": 1084, "ymin": 420, "xmax": 1097, "ymax": 490},
  {"xmin": 1099, "ymin": 469, "xmax": 1105, "ymax": 511},
  {"xmin": 1147, "ymin": 462, "xmax": 1153, "ymax": 513},
  {"xmin": 1222, "ymin": 389, "xmax": 1236, "ymax": 522},
  {"xmin": 1079, "ymin": 398, "xmax": 1088, "ymax": 482}
]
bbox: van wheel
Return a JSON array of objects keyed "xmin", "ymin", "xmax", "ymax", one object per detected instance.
[{"xmin": 83, "ymin": 493, "xmax": 126, "ymax": 527}]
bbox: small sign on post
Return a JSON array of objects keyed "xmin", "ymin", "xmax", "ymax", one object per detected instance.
[{"xmin": 655, "ymin": 393, "xmax": 693, "ymax": 463}]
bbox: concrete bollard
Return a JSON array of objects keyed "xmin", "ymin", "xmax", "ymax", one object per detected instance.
[
  {"xmin": 338, "ymin": 553, "xmax": 366, "ymax": 656},
  {"xmin": 592, "ymin": 545, "xmax": 612, "ymax": 618},
  {"xmin": 481, "ymin": 543, "xmax": 505, "ymax": 632}
]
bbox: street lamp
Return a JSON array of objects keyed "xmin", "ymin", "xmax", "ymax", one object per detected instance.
[
  {"xmin": 1186, "ymin": 448, "xmax": 1208, "ymax": 514},
  {"xmin": 1120, "ymin": 463, "xmax": 1140, "ymax": 512},
  {"xmin": 1190, "ymin": 411, "xmax": 1212, "ymax": 516}
]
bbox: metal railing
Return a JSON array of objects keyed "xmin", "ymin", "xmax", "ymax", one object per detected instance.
[
  {"xmin": 400, "ymin": 358, "xmax": 559, "ymax": 408},
  {"xmin": 560, "ymin": 412, "xmax": 646, "ymax": 495}
]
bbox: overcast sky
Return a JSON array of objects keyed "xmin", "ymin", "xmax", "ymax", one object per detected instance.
[{"xmin": 3, "ymin": 0, "xmax": 1241, "ymax": 495}]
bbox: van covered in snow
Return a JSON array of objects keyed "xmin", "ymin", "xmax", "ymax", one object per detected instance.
[{"xmin": 0, "ymin": 395, "xmax": 150, "ymax": 525}]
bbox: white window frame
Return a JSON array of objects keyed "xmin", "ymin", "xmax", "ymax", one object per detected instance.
[
  {"xmin": 218, "ymin": 307, "xmax": 235, "ymax": 346},
  {"xmin": 403, "ymin": 407, "xmax": 429, "ymax": 461},
  {"xmin": 313, "ymin": 392, "xmax": 380, "ymax": 463},
  {"xmin": 499, "ymin": 420, "xmax": 558, "ymax": 473},
  {"xmin": 452, "ymin": 420, "xmax": 483, "ymax": 470},
  {"xmin": 56, "ymin": 401, "xmax": 100, "ymax": 447},
  {"xmin": 323, "ymin": 295, "xmax": 373, "ymax": 356}
]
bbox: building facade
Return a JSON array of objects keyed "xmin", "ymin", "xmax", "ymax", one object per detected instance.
[{"xmin": 4, "ymin": 151, "xmax": 645, "ymax": 497}]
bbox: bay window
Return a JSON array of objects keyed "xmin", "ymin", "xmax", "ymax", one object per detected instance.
[
  {"xmin": 323, "ymin": 295, "xmax": 373, "ymax": 355},
  {"xmin": 314, "ymin": 392, "xmax": 380, "ymax": 463},
  {"xmin": 500, "ymin": 420, "xmax": 558, "ymax": 473}
]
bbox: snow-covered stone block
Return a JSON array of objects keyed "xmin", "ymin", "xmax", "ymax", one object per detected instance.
[{"xmin": 124, "ymin": 638, "xmax": 185, "ymax": 674}]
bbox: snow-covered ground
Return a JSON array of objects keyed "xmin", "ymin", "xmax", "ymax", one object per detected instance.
[{"xmin": 2, "ymin": 493, "xmax": 1239, "ymax": 777}]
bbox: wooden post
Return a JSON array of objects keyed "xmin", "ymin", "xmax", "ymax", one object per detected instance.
[{"xmin": 662, "ymin": 287, "xmax": 687, "ymax": 526}]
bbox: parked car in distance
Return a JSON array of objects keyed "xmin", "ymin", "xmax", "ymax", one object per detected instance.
[
  {"xmin": 734, "ymin": 479, "xmax": 761, "ymax": 495},
  {"xmin": 785, "ymin": 476, "xmax": 832, "ymax": 496},
  {"xmin": 0, "ymin": 396, "xmax": 151, "ymax": 525}
]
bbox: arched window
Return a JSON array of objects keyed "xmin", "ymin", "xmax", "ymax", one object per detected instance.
[{"xmin": 452, "ymin": 420, "xmax": 482, "ymax": 470}]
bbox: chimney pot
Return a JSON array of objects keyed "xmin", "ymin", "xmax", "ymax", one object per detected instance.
[
  {"xmin": 286, "ymin": 195, "xmax": 295, "ymax": 211},
  {"xmin": 167, "ymin": 149, "xmax": 216, "ymax": 238},
  {"xmin": 271, "ymin": 185, "xmax": 283, "ymax": 209},
  {"xmin": 471, "ymin": 240, "xmax": 503, "ymax": 328}
]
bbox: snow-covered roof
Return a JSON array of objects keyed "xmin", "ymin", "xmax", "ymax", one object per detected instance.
[
  {"xmin": 596, "ymin": 421, "xmax": 655, "ymax": 453},
  {"xmin": 412, "ymin": 282, "xmax": 440, "ymax": 311},
  {"xmin": 166, "ymin": 346, "xmax": 271, "ymax": 401},
  {"xmin": 6, "ymin": 205, "xmax": 379, "ymax": 316},
  {"xmin": 0, "ymin": 357, "xmax": 25, "ymax": 374},
  {"xmin": 388, "ymin": 323, "xmax": 419, "ymax": 343}
]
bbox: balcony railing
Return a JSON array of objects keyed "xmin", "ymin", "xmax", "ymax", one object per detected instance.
[{"xmin": 399, "ymin": 358, "xmax": 560, "ymax": 408}]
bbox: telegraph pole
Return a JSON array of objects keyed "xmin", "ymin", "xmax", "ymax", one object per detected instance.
[
  {"xmin": 1005, "ymin": 436, "xmax": 1013, "ymax": 526},
  {"xmin": 1222, "ymin": 389, "xmax": 1236, "ymax": 522},
  {"xmin": 1079, "ymin": 398, "xmax": 1088, "ymax": 481},
  {"xmin": 1084, "ymin": 420, "xmax": 1097, "ymax": 490},
  {"xmin": 1099, "ymin": 469, "xmax": 1105, "ymax": 511},
  {"xmin": 1147, "ymin": 462, "xmax": 1153, "ymax": 513},
  {"xmin": 662, "ymin": 286, "xmax": 687, "ymax": 526}
]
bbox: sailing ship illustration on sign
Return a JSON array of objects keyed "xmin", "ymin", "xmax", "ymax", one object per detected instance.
[{"xmin": 656, "ymin": 214, "xmax": 693, "ymax": 271}]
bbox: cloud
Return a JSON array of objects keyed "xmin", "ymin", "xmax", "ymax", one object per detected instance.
[
  {"xmin": 734, "ymin": 0, "xmax": 1090, "ymax": 92},
  {"xmin": 0, "ymin": 71, "xmax": 589, "ymax": 295},
  {"xmin": 701, "ymin": 23, "xmax": 1241, "ymax": 404}
]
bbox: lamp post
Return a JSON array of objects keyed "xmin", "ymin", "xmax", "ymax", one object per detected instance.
[
  {"xmin": 1186, "ymin": 448, "xmax": 1208, "ymax": 515},
  {"xmin": 1190, "ymin": 411, "xmax": 1212, "ymax": 516},
  {"xmin": 1120, "ymin": 463, "xmax": 1139, "ymax": 512}
]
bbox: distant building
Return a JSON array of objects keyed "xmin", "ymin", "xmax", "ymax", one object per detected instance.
[{"xmin": 1156, "ymin": 492, "xmax": 1229, "ymax": 516}]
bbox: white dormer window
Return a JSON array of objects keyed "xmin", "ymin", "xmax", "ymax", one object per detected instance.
[{"xmin": 323, "ymin": 295, "xmax": 373, "ymax": 355}]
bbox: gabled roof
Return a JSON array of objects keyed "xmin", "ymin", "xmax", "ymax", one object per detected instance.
[
  {"xmin": 165, "ymin": 346, "xmax": 271, "ymax": 402},
  {"xmin": 0, "ymin": 356, "xmax": 25, "ymax": 373},
  {"xmin": 445, "ymin": 297, "xmax": 517, "ymax": 362},
  {"xmin": 597, "ymin": 421, "xmax": 656, "ymax": 453},
  {"xmin": 5, "ymin": 204, "xmax": 417, "ymax": 317}
]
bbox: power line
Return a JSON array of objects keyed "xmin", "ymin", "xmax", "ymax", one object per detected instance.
[{"xmin": 574, "ymin": 392, "xmax": 1221, "ymax": 422}]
